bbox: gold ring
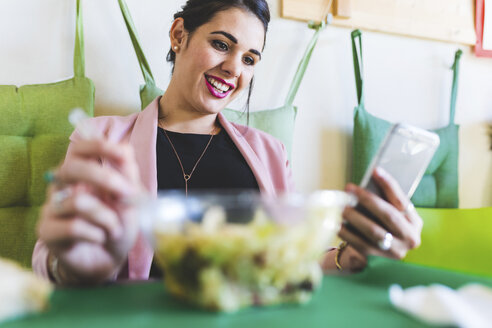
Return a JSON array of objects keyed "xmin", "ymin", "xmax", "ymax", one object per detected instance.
[{"xmin": 335, "ymin": 241, "xmax": 348, "ymax": 270}]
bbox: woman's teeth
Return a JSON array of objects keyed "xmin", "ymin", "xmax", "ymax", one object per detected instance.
[{"xmin": 206, "ymin": 76, "xmax": 230, "ymax": 93}]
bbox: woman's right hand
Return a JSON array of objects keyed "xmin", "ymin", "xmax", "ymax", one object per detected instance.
[{"xmin": 37, "ymin": 139, "xmax": 144, "ymax": 285}]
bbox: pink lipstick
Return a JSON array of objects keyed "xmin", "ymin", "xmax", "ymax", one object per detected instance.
[{"xmin": 204, "ymin": 74, "xmax": 235, "ymax": 99}]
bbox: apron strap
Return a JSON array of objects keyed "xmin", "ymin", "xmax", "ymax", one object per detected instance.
[
  {"xmin": 449, "ymin": 49, "xmax": 462, "ymax": 125},
  {"xmin": 74, "ymin": 0, "xmax": 85, "ymax": 78},
  {"xmin": 285, "ymin": 21, "xmax": 327, "ymax": 108},
  {"xmin": 118, "ymin": 0, "xmax": 156, "ymax": 86},
  {"xmin": 351, "ymin": 29, "xmax": 364, "ymax": 107}
]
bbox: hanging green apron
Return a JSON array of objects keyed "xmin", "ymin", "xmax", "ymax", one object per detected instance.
[
  {"xmin": 117, "ymin": 0, "xmax": 326, "ymax": 158},
  {"xmin": 351, "ymin": 30, "xmax": 461, "ymax": 208},
  {"xmin": 118, "ymin": 0, "xmax": 160, "ymax": 110},
  {"xmin": 0, "ymin": 0, "xmax": 94, "ymax": 267}
]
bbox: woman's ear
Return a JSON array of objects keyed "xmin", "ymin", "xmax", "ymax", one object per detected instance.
[{"xmin": 169, "ymin": 18, "xmax": 187, "ymax": 51}]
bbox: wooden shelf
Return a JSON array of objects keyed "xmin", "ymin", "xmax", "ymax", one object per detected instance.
[
  {"xmin": 281, "ymin": 0, "xmax": 476, "ymax": 45},
  {"xmin": 282, "ymin": 0, "xmax": 334, "ymax": 23}
]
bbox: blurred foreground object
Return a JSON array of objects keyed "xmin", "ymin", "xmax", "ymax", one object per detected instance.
[
  {"xmin": 142, "ymin": 190, "xmax": 351, "ymax": 312},
  {"xmin": 0, "ymin": 258, "xmax": 52, "ymax": 323},
  {"xmin": 390, "ymin": 283, "xmax": 492, "ymax": 327}
]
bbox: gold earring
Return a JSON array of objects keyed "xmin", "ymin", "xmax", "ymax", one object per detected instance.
[{"xmin": 173, "ymin": 45, "xmax": 179, "ymax": 52}]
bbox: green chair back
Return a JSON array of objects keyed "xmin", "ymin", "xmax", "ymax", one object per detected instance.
[
  {"xmin": 0, "ymin": 0, "xmax": 94, "ymax": 267},
  {"xmin": 351, "ymin": 30, "xmax": 461, "ymax": 208}
]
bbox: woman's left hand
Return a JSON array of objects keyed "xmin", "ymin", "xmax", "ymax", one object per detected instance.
[{"xmin": 338, "ymin": 167, "xmax": 423, "ymax": 268}]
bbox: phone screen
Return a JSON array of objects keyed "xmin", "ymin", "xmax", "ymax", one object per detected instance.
[{"xmin": 360, "ymin": 124, "xmax": 440, "ymax": 199}]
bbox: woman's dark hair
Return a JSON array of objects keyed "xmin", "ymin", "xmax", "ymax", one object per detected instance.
[{"xmin": 166, "ymin": 0, "xmax": 270, "ymax": 118}]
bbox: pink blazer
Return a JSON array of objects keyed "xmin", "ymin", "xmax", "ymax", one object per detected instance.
[{"xmin": 33, "ymin": 97, "xmax": 294, "ymax": 281}]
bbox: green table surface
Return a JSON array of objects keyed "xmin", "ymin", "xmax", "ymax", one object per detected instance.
[{"xmin": 3, "ymin": 257, "xmax": 492, "ymax": 328}]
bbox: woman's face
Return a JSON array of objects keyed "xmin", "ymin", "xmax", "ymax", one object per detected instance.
[{"xmin": 172, "ymin": 7, "xmax": 265, "ymax": 115}]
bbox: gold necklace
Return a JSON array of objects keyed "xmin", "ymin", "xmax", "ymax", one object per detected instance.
[{"xmin": 162, "ymin": 126, "xmax": 217, "ymax": 196}]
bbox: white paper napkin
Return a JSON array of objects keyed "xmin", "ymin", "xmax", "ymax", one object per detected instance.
[{"xmin": 389, "ymin": 283, "xmax": 492, "ymax": 328}]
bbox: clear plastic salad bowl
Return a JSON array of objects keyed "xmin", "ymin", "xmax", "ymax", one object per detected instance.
[{"xmin": 138, "ymin": 189, "xmax": 352, "ymax": 312}]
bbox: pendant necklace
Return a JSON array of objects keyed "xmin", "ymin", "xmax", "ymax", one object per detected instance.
[{"xmin": 162, "ymin": 125, "xmax": 217, "ymax": 196}]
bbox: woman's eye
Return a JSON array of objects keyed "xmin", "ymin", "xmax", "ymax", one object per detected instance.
[
  {"xmin": 212, "ymin": 40, "xmax": 228, "ymax": 51},
  {"xmin": 243, "ymin": 56, "xmax": 255, "ymax": 66}
]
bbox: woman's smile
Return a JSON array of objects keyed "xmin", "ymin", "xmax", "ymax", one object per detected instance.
[{"xmin": 204, "ymin": 74, "xmax": 235, "ymax": 98}]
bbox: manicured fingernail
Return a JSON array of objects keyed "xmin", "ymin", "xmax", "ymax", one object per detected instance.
[
  {"xmin": 44, "ymin": 170, "xmax": 56, "ymax": 183},
  {"xmin": 375, "ymin": 167, "xmax": 387, "ymax": 178}
]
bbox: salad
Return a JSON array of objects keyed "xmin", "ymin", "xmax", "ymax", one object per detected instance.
[{"xmin": 152, "ymin": 194, "xmax": 345, "ymax": 312}]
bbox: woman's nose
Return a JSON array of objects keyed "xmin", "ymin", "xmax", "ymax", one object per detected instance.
[{"xmin": 221, "ymin": 55, "xmax": 242, "ymax": 78}]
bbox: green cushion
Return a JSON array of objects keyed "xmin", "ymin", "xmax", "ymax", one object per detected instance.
[
  {"xmin": 404, "ymin": 207, "xmax": 492, "ymax": 277},
  {"xmin": 0, "ymin": 136, "xmax": 29, "ymax": 207},
  {"xmin": 222, "ymin": 106, "xmax": 298, "ymax": 157},
  {"xmin": 350, "ymin": 30, "xmax": 461, "ymax": 208},
  {"xmin": 0, "ymin": 79, "xmax": 94, "ymax": 267},
  {"xmin": 0, "ymin": 86, "xmax": 30, "ymax": 135},
  {"xmin": 0, "ymin": 0, "xmax": 94, "ymax": 267},
  {"xmin": 30, "ymin": 135, "xmax": 72, "ymax": 205},
  {"xmin": 0, "ymin": 207, "xmax": 40, "ymax": 268},
  {"xmin": 353, "ymin": 107, "xmax": 459, "ymax": 208}
]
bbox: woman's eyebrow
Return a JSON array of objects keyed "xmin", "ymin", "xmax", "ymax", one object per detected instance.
[
  {"xmin": 249, "ymin": 49, "xmax": 261, "ymax": 59},
  {"xmin": 211, "ymin": 31, "xmax": 237, "ymax": 43},
  {"xmin": 210, "ymin": 31, "xmax": 262, "ymax": 59}
]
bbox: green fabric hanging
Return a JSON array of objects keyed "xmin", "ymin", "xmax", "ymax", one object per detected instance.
[
  {"xmin": 0, "ymin": 0, "xmax": 94, "ymax": 267},
  {"xmin": 118, "ymin": 0, "xmax": 326, "ymax": 158},
  {"xmin": 350, "ymin": 30, "xmax": 460, "ymax": 208},
  {"xmin": 118, "ymin": 0, "xmax": 160, "ymax": 109}
]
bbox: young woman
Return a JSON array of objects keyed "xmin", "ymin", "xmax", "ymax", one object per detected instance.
[{"xmin": 33, "ymin": 0, "xmax": 422, "ymax": 285}]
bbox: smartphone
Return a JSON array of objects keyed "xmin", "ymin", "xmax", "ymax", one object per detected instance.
[
  {"xmin": 352, "ymin": 123, "xmax": 440, "ymax": 231},
  {"xmin": 359, "ymin": 123, "xmax": 440, "ymax": 199}
]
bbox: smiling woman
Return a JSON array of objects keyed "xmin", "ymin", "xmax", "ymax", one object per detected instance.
[
  {"xmin": 32, "ymin": 0, "xmax": 292, "ymax": 285},
  {"xmin": 32, "ymin": 0, "xmax": 424, "ymax": 286}
]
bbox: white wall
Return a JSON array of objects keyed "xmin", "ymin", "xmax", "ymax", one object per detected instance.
[{"xmin": 1, "ymin": 0, "xmax": 491, "ymax": 208}]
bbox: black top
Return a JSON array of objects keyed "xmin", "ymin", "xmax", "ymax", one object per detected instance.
[
  {"xmin": 156, "ymin": 126, "xmax": 259, "ymax": 192},
  {"xmin": 151, "ymin": 126, "xmax": 260, "ymax": 278}
]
